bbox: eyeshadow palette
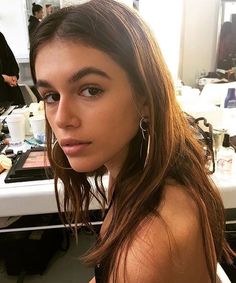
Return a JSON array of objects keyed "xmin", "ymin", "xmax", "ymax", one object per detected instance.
[{"xmin": 4, "ymin": 148, "xmax": 53, "ymax": 183}]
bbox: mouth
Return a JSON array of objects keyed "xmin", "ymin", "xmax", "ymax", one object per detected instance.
[{"xmin": 60, "ymin": 139, "xmax": 92, "ymax": 155}]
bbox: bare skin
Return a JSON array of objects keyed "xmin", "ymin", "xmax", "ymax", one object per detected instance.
[
  {"xmin": 2, "ymin": 74, "xmax": 18, "ymax": 87},
  {"xmin": 89, "ymin": 183, "xmax": 211, "ymax": 283}
]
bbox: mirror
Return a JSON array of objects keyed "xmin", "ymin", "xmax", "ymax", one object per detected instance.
[{"xmin": 181, "ymin": 0, "xmax": 236, "ymax": 88}]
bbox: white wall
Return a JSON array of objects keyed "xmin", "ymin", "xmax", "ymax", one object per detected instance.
[
  {"xmin": 180, "ymin": 0, "xmax": 221, "ymax": 86},
  {"xmin": 139, "ymin": 0, "xmax": 183, "ymax": 82},
  {"xmin": 0, "ymin": 0, "xmax": 29, "ymax": 61}
]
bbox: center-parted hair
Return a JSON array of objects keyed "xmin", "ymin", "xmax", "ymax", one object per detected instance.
[{"xmin": 30, "ymin": 1, "xmax": 234, "ymax": 282}]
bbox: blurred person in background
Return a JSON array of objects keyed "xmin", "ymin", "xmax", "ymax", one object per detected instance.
[
  {"xmin": 28, "ymin": 3, "xmax": 43, "ymax": 42},
  {"xmin": 0, "ymin": 32, "xmax": 24, "ymax": 105},
  {"xmin": 217, "ymin": 21, "xmax": 234, "ymax": 70},
  {"xmin": 45, "ymin": 4, "xmax": 53, "ymax": 16}
]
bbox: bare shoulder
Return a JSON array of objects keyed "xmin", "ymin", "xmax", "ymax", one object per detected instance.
[
  {"xmin": 112, "ymin": 183, "xmax": 210, "ymax": 283},
  {"xmin": 158, "ymin": 182, "xmax": 201, "ymax": 240}
]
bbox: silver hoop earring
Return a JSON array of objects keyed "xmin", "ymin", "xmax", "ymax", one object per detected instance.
[
  {"xmin": 144, "ymin": 133, "xmax": 150, "ymax": 168},
  {"xmin": 52, "ymin": 140, "xmax": 72, "ymax": 170},
  {"xmin": 139, "ymin": 117, "xmax": 150, "ymax": 167},
  {"xmin": 139, "ymin": 117, "xmax": 149, "ymax": 140}
]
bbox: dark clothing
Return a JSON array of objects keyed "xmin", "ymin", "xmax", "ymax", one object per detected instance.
[
  {"xmin": 0, "ymin": 32, "xmax": 24, "ymax": 105},
  {"xmin": 94, "ymin": 204, "xmax": 112, "ymax": 283},
  {"xmin": 28, "ymin": 16, "xmax": 40, "ymax": 42},
  {"xmin": 95, "ymin": 264, "xmax": 103, "ymax": 283},
  {"xmin": 217, "ymin": 34, "xmax": 234, "ymax": 70}
]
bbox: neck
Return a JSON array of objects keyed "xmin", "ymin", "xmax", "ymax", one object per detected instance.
[{"xmin": 107, "ymin": 171, "xmax": 116, "ymax": 203}]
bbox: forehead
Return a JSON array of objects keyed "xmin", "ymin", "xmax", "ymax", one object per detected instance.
[
  {"xmin": 34, "ymin": 38, "xmax": 139, "ymax": 100},
  {"xmin": 35, "ymin": 39, "xmax": 123, "ymax": 78}
]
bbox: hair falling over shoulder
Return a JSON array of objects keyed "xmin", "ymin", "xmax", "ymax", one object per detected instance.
[{"xmin": 30, "ymin": 0, "xmax": 235, "ymax": 282}]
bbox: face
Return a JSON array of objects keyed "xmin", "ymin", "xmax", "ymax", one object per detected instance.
[
  {"xmin": 46, "ymin": 6, "xmax": 53, "ymax": 14},
  {"xmin": 36, "ymin": 10, "xmax": 44, "ymax": 20},
  {"xmin": 35, "ymin": 39, "xmax": 144, "ymax": 176}
]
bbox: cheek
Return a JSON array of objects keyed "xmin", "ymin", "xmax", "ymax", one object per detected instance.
[
  {"xmin": 45, "ymin": 107, "xmax": 57, "ymax": 132},
  {"xmin": 96, "ymin": 100, "xmax": 140, "ymax": 141}
]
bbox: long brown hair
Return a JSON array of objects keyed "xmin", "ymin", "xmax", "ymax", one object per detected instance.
[{"xmin": 30, "ymin": 0, "xmax": 234, "ymax": 281}]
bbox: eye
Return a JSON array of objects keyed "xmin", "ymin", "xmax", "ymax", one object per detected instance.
[
  {"xmin": 42, "ymin": 92, "xmax": 60, "ymax": 104},
  {"xmin": 81, "ymin": 87, "xmax": 103, "ymax": 97}
]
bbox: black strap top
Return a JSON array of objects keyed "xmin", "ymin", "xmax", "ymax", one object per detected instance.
[
  {"xmin": 94, "ymin": 263, "xmax": 104, "ymax": 283},
  {"xmin": 94, "ymin": 201, "xmax": 113, "ymax": 283}
]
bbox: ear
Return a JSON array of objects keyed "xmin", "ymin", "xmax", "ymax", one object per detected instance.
[{"xmin": 140, "ymin": 99, "xmax": 149, "ymax": 118}]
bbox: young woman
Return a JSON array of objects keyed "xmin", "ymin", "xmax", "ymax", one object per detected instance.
[
  {"xmin": 30, "ymin": 0, "xmax": 234, "ymax": 282},
  {"xmin": 28, "ymin": 3, "xmax": 44, "ymax": 42}
]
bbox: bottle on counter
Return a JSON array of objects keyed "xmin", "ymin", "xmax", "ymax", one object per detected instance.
[
  {"xmin": 224, "ymin": 88, "xmax": 236, "ymax": 108},
  {"xmin": 216, "ymin": 133, "xmax": 234, "ymax": 178}
]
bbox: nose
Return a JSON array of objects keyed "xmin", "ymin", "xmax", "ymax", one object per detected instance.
[{"xmin": 54, "ymin": 95, "xmax": 81, "ymax": 128}]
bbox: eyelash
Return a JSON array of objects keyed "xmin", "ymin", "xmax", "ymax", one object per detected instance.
[
  {"xmin": 41, "ymin": 92, "xmax": 60, "ymax": 104},
  {"xmin": 81, "ymin": 86, "xmax": 103, "ymax": 97},
  {"xmin": 41, "ymin": 86, "xmax": 103, "ymax": 104}
]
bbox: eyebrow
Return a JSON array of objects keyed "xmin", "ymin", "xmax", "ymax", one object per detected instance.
[
  {"xmin": 69, "ymin": 67, "xmax": 111, "ymax": 83},
  {"xmin": 36, "ymin": 66, "xmax": 111, "ymax": 88}
]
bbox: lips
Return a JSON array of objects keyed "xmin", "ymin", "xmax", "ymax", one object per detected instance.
[
  {"xmin": 60, "ymin": 138, "xmax": 91, "ymax": 146},
  {"xmin": 60, "ymin": 139, "xmax": 92, "ymax": 155}
]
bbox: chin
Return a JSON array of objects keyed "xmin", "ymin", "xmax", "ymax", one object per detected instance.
[{"xmin": 68, "ymin": 159, "xmax": 103, "ymax": 173}]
